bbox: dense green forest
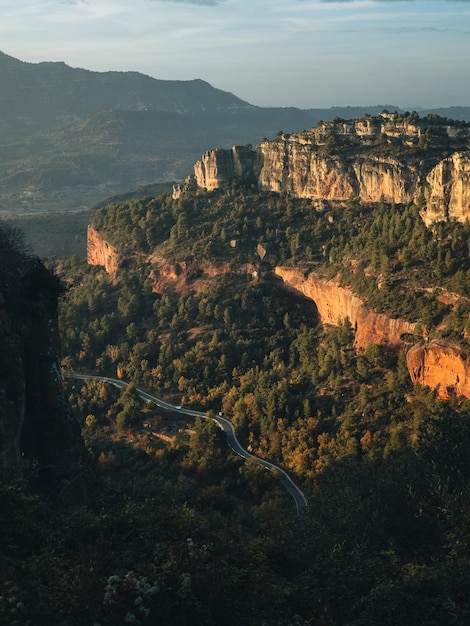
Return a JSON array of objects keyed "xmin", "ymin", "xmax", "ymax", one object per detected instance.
[
  {"xmin": 91, "ymin": 182, "xmax": 470, "ymax": 332},
  {"xmin": 2, "ymin": 182, "xmax": 470, "ymax": 624}
]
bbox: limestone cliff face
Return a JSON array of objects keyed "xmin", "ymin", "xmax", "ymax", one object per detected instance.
[
  {"xmin": 193, "ymin": 113, "xmax": 470, "ymax": 221},
  {"xmin": 275, "ymin": 267, "xmax": 416, "ymax": 350},
  {"xmin": 195, "ymin": 140, "xmax": 419, "ymax": 205},
  {"xmin": 87, "ymin": 226, "xmax": 122, "ymax": 276},
  {"xmin": 422, "ymin": 152, "xmax": 470, "ymax": 225},
  {"xmin": 193, "ymin": 145, "xmax": 258, "ymax": 192},
  {"xmin": 0, "ymin": 257, "xmax": 84, "ymax": 487},
  {"xmin": 407, "ymin": 341, "xmax": 470, "ymax": 399},
  {"xmin": 276, "ymin": 266, "xmax": 470, "ymax": 399},
  {"xmin": 254, "ymin": 144, "xmax": 417, "ymax": 205}
]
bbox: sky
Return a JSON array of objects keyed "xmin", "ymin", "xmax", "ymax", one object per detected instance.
[{"xmin": 1, "ymin": 0, "xmax": 469, "ymax": 109}]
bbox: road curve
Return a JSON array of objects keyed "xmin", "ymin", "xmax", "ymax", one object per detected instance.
[{"xmin": 70, "ymin": 374, "xmax": 308, "ymax": 515}]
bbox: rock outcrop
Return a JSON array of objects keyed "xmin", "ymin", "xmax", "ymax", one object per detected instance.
[
  {"xmin": 407, "ymin": 340, "xmax": 470, "ymax": 399},
  {"xmin": 0, "ymin": 253, "xmax": 84, "ymax": 488},
  {"xmin": 194, "ymin": 140, "xmax": 419, "ymax": 205},
  {"xmin": 193, "ymin": 145, "xmax": 258, "ymax": 192},
  {"xmin": 192, "ymin": 113, "xmax": 470, "ymax": 223},
  {"xmin": 422, "ymin": 152, "xmax": 470, "ymax": 225},
  {"xmin": 276, "ymin": 266, "xmax": 470, "ymax": 399},
  {"xmin": 275, "ymin": 267, "xmax": 416, "ymax": 351},
  {"xmin": 149, "ymin": 257, "xmax": 258, "ymax": 295},
  {"xmin": 87, "ymin": 226, "xmax": 123, "ymax": 277}
]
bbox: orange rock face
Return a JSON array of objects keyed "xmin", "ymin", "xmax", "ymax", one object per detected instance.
[
  {"xmin": 149, "ymin": 257, "xmax": 257, "ymax": 294},
  {"xmin": 275, "ymin": 266, "xmax": 416, "ymax": 351},
  {"xmin": 87, "ymin": 226, "xmax": 470, "ymax": 399},
  {"xmin": 407, "ymin": 341, "xmax": 470, "ymax": 399},
  {"xmin": 87, "ymin": 226, "xmax": 122, "ymax": 277}
]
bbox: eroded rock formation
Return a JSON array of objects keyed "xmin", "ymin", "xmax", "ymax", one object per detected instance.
[
  {"xmin": 275, "ymin": 267, "xmax": 416, "ymax": 351},
  {"xmin": 87, "ymin": 225, "xmax": 123, "ymax": 277},
  {"xmin": 149, "ymin": 257, "xmax": 258, "ymax": 294},
  {"xmin": 407, "ymin": 340, "xmax": 470, "ymax": 399},
  {"xmin": 191, "ymin": 113, "xmax": 470, "ymax": 223},
  {"xmin": 422, "ymin": 152, "xmax": 470, "ymax": 225},
  {"xmin": 193, "ymin": 145, "xmax": 258, "ymax": 192}
]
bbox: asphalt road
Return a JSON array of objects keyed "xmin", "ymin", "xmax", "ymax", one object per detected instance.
[{"xmin": 70, "ymin": 374, "xmax": 308, "ymax": 515}]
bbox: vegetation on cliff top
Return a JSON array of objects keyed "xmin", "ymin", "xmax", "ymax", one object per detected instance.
[
  {"xmin": 91, "ymin": 181, "xmax": 470, "ymax": 336},
  {"xmin": 279, "ymin": 111, "xmax": 470, "ymax": 165},
  {"xmin": 44, "ymin": 246, "xmax": 470, "ymax": 624},
  {"xmin": 3, "ymin": 172, "xmax": 470, "ymax": 623}
]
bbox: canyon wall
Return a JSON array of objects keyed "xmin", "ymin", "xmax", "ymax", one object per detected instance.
[
  {"xmin": 407, "ymin": 341, "xmax": 470, "ymax": 400},
  {"xmin": 277, "ymin": 266, "xmax": 470, "ymax": 399},
  {"xmin": 275, "ymin": 267, "xmax": 416, "ymax": 351},
  {"xmin": 422, "ymin": 152, "xmax": 470, "ymax": 225},
  {"xmin": 149, "ymin": 256, "xmax": 257, "ymax": 295},
  {"xmin": 87, "ymin": 226, "xmax": 123, "ymax": 277},
  {"xmin": 190, "ymin": 114, "xmax": 470, "ymax": 223}
]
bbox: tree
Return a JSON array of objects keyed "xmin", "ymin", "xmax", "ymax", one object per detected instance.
[{"xmin": 188, "ymin": 415, "xmax": 225, "ymax": 468}]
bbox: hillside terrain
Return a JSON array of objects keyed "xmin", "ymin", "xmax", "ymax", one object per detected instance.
[
  {"xmin": 2, "ymin": 50, "xmax": 470, "ymax": 229},
  {"xmin": 51, "ymin": 160, "xmax": 470, "ymax": 622},
  {"xmin": 1, "ymin": 112, "xmax": 470, "ymax": 624},
  {"xmin": 0, "ymin": 51, "xmax": 320, "ymax": 219}
]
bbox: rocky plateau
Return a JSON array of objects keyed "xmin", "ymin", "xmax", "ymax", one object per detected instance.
[
  {"xmin": 89, "ymin": 113, "xmax": 470, "ymax": 399},
  {"xmin": 187, "ymin": 113, "xmax": 470, "ymax": 225}
]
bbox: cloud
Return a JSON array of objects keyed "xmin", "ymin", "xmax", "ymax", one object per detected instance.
[
  {"xmin": 154, "ymin": 0, "xmax": 221, "ymax": 5},
  {"xmin": 317, "ymin": 0, "xmax": 470, "ymax": 3}
]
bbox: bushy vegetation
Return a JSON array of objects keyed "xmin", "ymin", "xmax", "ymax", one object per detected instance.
[
  {"xmin": 2, "ymin": 180, "xmax": 470, "ymax": 623},
  {"xmin": 91, "ymin": 181, "xmax": 470, "ymax": 336}
]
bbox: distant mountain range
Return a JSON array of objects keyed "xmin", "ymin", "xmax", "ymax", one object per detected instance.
[{"xmin": 1, "ymin": 50, "xmax": 469, "ymax": 218}]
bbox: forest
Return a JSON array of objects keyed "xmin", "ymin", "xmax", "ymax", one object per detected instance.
[{"xmin": 1, "ymin": 181, "xmax": 470, "ymax": 624}]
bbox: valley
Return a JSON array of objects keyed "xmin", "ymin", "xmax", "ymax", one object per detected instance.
[{"xmin": 1, "ymin": 60, "xmax": 470, "ymax": 623}]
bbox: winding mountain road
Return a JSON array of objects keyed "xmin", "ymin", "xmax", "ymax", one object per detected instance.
[{"xmin": 71, "ymin": 374, "xmax": 308, "ymax": 515}]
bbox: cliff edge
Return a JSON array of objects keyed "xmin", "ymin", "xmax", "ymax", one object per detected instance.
[
  {"xmin": 189, "ymin": 113, "xmax": 470, "ymax": 223},
  {"xmin": 275, "ymin": 267, "xmax": 416, "ymax": 351},
  {"xmin": 87, "ymin": 225, "xmax": 123, "ymax": 277},
  {"xmin": 407, "ymin": 340, "xmax": 470, "ymax": 399}
]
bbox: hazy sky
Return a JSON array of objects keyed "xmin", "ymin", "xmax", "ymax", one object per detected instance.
[{"xmin": 1, "ymin": 0, "xmax": 469, "ymax": 109}]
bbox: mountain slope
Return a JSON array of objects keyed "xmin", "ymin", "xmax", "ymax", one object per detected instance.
[
  {"xmin": 0, "ymin": 51, "xmax": 253, "ymax": 140},
  {"xmin": 2, "ymin": 51, "xmax": 469, "ymax": 230}
]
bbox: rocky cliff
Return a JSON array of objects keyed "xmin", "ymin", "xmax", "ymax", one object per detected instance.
[
  {"xmin": 422, "ymin": 151, "xmax": 470, "ymax": 225},
  {"xmin": 192, "ymin": 140, "xmax": 419, "ymax": 205},
  {"xmin": 149, "ymin": 257, "xmax": 256, "ymax": 294},
  {"xmin": 407, "ymin": 340, "xmax": 470, "ymax": 400},
  {"xmin": 87, "ymin": 226, "xmax": 123, "ymax": 277},
  {"xmin": 87, "ymin": 227, "xmax": 258, "ymax": 294},
  {"xmin": 89, "ymin": 221, "xmax": 470, "ymax": 399},
  {"xmin": 275, "ymin": 267, "xmax": 416, "ymax": 351},
  {"xmin": 276, "ymin": 267, "xmax": 470, "ymax": 398},
  {"xmin": 0, "ymin": 239, "xmax": 84, "ymax": 488},
  {"xmin": 190, "ymin": 113, "xmax": 470, "ymax": 223}
]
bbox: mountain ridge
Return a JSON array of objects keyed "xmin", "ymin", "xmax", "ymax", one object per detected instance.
[
  {"xmin": 187, "ymin": 112, "xmax": 470, "ymax": 224},
  {"xmin": 1, "ymin": 51, "xmax": 469, "ymax": 247}
]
